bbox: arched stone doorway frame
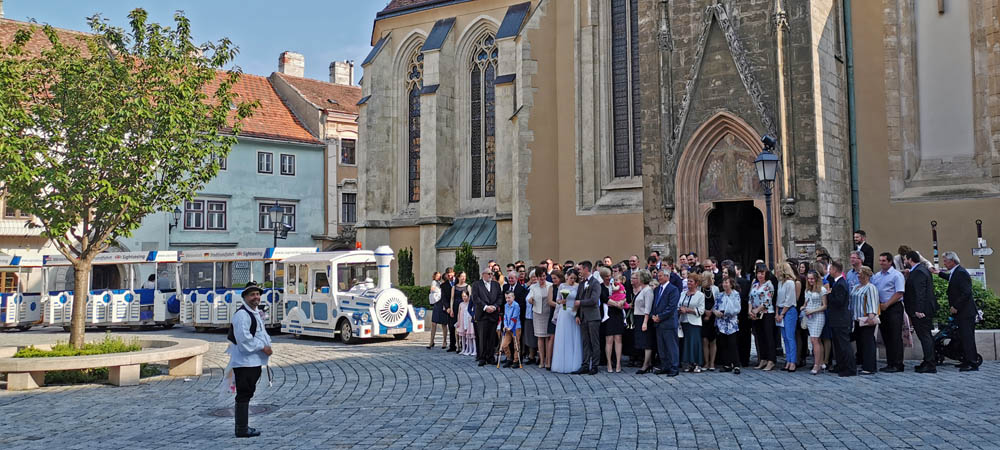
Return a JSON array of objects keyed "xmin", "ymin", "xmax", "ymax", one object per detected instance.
[{"xmin": 675, "ymin": 111, "xmax": 782, "ymax": 264}]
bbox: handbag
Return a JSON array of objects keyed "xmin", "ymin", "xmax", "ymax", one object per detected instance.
[
  {"xmin": 856, "ymin": 292, "xmax": 880, "ymax": 327},
  {"xmin": 799, "ymin": 314, "xmax": 809, "ymax": 330},
  {"xmin": 429, "ymin": 287, "xmax": 441, "ymax": 305}
]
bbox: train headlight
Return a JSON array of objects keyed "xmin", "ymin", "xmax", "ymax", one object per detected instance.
[
  {"xmin": 416, "ymin": 308, "xmax": 426, "ymax": 320},
  {"xmin": 362, "ymin": 312, "xmax": 370, "ymax": 323}
]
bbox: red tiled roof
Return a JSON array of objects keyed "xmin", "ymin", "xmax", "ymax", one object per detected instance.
[
  {"xmin": 0, "ymin": 18, "xmax": 91, "ymax": 56},
  {"xmin": 273, "ymin": 72, "xmax": 362, "ymax": 116},
  {"xmin": 1, "ymin": 18, "xmax": 321, "ymax": 146},
  {"xmin": 216, "ymin": 73, "xmax": 324, "ymax": 145}
]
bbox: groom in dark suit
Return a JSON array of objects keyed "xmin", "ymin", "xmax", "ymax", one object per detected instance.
[
  {"xmin": 932, "ymin": 251, "xmax": 979, "ymax": 371},
  {"xmin": 650, "ymin": 270, "xmax": 680, "ymax": 376},
  {"xmin": 826, "ymin": 261, "xmax": 855, "ymax": 377},
  {"xmin": 471, "ymin": 267, "xmax": 503, "ymax": 367},
  {"xmin": 573, "ymin": 261, "xmax": 603, "ymax": 375}
]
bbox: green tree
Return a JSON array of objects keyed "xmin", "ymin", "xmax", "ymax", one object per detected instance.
[
  {"xmin": 454, "ymin": 242, "xmax": 480, "ymax": 283},
  {"xmin": 0, "ymin": 10, "xmax": 257, "ymax": 348},
  {"xmin": 397, "ymin": 247, "xmax": 414, "ymax": 286}
]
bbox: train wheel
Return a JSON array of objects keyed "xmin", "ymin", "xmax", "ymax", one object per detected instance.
[
  {"xmin": 194, "ymin": 326, "xmax": 211, "ymax": 333},
  {"xmin": 161, "ymin": 323, "xmax": 175, "ymax": 330},
  {"xmin": 339, "ymin": 320, "xmax": 356, "ymax": 345},
  {"xmin": 393, "ymin": 333, "xmax": 409, "ymax": 340},
  {"xmin": 16, "ymin": 325, "xmax": 31, "ymax": 332},
  {"xmin": 62, "ymin": 326, "xmax": 72, "ymax": 332}
]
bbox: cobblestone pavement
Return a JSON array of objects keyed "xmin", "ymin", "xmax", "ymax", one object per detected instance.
[{"xmin": 1, "ymin": 327, "xmax": 999, "ymax": 449}]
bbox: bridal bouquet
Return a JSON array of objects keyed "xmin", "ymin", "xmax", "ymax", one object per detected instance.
[{"xmin": 560, "ymin": 289, "xmax": 570, "ymax": 310}]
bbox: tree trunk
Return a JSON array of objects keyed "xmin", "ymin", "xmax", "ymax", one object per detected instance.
[{"xmin": 69, "ymin": 261, "xmax": 92, "ymax": 349}]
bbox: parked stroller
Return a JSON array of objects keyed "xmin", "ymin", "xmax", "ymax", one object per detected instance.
[{"xmin": 933, "ymin": 314, "xmax": 984, "ymax": 367}]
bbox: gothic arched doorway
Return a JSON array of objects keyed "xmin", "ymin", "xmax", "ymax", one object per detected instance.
[
  {"xmin": 675, "ymin": 112, "xmax": 781, "ymax": 263},
  {"xmin": 708, "ymin": 201, "xmax": 765, "ymax": 271}
]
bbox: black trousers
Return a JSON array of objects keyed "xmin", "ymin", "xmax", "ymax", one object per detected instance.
[
  {"xmin": 234, "ymin": 366, "xmax": 261, "ymax": 403},
  {"xmin": 476, "ymin": 317, "xmax": 498, "ymax": 363},
  {"xmin": 831, "ymin": 325, "xmax": 855, "ymax": 375},
  {"xmin": 717, "ymin": 332, "xmax": 739, "ymax": 368},
  {"xmin": 880, "ymin": 302, "xmax": 905, "ymax": 368},
  {"xmin": 580, "ymin": 320, "xmax": 601, "ymax": 370},
  {"xmin": 796, "ymin": 323, "xmax": 810, "ymax": 364},
  {"xmin": 910, "ymin": 314, "xmax": 935, "ymax": 365},
  {"xmin": 752, "ymin": 314, "xmax": 776, "ymax": 362},
  {"xmin": 447, "ymin": 320, "xmax": 457, "ymax": 350},
  {"xmin": 957, "ymin": 314, "xmax": 979, "ymax": 365},
  {"xmin": 737, "ymin": 317, "xmax": 752, "ymax": 366},
  {"xmin": 856, "ymin": 325, "xmax": 877, "ymax": 372}
]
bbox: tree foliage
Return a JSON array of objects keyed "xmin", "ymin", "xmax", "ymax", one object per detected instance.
[
  {"xmin": 0, "ymin": 9, "xmax": 258, "ymax": 347},
  {"xmin": 454, "ymin": 242, "xmax": 480, "ymax": 283},
  {"xmin": 397, "ymin": 247, "xmax": 414, "ymax": 286}
]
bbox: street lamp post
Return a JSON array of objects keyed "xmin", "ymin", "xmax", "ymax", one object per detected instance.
[
  {"xmin": 755, "ymin": 135, "xmax": 781, "ymax": 270},
  {"xmin": 168, "ymin": 207, "xmax": 182, "ymax": 233},
  {"xmin": 268, "ymin": 201, "xmax": 287, "ymax": 248}
]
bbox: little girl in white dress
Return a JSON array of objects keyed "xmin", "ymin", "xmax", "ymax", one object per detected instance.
[{"xmin": 456, "ymin": 291, "xmax": 476, "ymax": 356}]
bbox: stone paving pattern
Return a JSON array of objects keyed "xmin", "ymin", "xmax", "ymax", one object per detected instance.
[{"xmin": 1, "ymin": 328, "xmax": 999, "ymax": 449}]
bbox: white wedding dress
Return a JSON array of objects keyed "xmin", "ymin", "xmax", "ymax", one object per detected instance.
[{"xmin": 551, "ymin": 283, "xmax": 583, "ymax": 373}]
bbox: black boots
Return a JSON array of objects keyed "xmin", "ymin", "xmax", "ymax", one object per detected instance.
[{"xmin": 234, "ymin": 402, "xmax": 261, "ymax": 438}]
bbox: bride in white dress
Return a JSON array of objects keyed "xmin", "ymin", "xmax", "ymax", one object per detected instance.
[{"xmin": 551, "ymin": 271, "xmax": 583, "ymax": 373}]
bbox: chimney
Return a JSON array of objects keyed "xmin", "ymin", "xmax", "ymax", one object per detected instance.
[
  {"xmin": 329, "ymin": 60, "xmax": 355, "ymax": 86},
  {"xmin": 278, "ymin": 51, "xmax": 305, "ymax": 78}
]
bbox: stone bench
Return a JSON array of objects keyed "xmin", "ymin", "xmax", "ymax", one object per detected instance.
[{"xmin": 0, "ymin": 338, "xmax": 210, "ymax": 391}]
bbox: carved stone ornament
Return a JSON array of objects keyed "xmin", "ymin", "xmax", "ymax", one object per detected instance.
[
  {"xmin": 671, "ymin": 4, "xmax": 777, "ymax": 153},
  {"xmin": 781, "ymin": 198, "xmax": 796, "ymax": 216}
]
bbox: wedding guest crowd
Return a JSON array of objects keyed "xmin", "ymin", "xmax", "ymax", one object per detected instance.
[{"xmin": 423, "ymin": 230, "xmax": 982, "ymax": 375}]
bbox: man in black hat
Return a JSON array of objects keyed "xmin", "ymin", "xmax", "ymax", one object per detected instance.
[{"xmin": 226, "ymin": 281, "xmax": 272, "ymax": 438}]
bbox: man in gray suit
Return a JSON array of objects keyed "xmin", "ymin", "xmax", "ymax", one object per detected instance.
[{"xmin": 573, "ymin": 260, "xmax": 602, "ymax": 375}]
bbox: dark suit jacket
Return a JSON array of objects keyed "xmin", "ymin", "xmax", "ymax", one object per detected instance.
[
  {"xmin": 940, "ymin": 265, "xmax": 975, "ymax": 318},
  {"xmin": 650, "ymin": 283, "xmax": 680, "ymax": 329},
  {"xmin": 904, "ymin": 264, "xmax": 936, "ymax": 316},
  {"xmin": 669, "ymin": 272, "xmax": 683, "ymax": 292},
  {"xmin": 440, "ymin": 279, "xmax": 455, "ymax": 317},
  {"xmin": 507, "ymin": 282, "xmax": 529, "ymax": 321},
  {"xmin": 736, "ymin": 277, "xmax": 751, "ymax": 320},
  {"xmin": 576, "ymin": 275, "xmax": 602, "ymax": 322},
  {"xmin": 826, "ymin": 276, "xmax": 852, "ymax": 327},
  {"xmin": 471, "ymin": 280, "xmax": 503, "ymax": 322},
  {"xmin": 858, "ymin": 242, "xmax": 875, "ymax": 269},
  {"xmin": 623, "ymin": 269, "xmax": 635, "ymax": 302}
]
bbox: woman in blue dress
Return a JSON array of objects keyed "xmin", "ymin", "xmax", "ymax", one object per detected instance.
[{"xmin": 550, "ymin": 270, "xmax": 583, "ymax": 373}]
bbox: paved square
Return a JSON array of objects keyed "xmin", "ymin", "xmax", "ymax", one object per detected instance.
[{"xmin": 1, "ymin": 328, "xmax": 998, "ymax": 449}]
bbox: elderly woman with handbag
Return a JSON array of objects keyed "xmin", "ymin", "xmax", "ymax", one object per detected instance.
[{"xmin": 851, "ymin": 266, "xmax": 881, "ymax": 375}]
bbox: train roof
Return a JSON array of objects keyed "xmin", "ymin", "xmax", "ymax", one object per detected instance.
[{"xmin": 280, "ymin": 250, "xmax": 377, "ymax": 265}]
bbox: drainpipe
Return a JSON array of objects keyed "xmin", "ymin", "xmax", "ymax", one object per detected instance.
[{"xmin": 844, "ymin": 0, "xmax": 861, "ymax": 229}]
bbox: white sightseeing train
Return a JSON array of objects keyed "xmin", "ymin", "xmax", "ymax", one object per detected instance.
[
  {"xmin": 0, "ymin": 255, "xmax": 43, "ymax": 331},
  {"xmin": 281, "ymin": 246, "xmax": 426, "ymax": 343}
]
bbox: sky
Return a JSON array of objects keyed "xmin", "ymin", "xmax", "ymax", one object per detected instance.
[{"xmin": 3, "ymin": 0, "xmax": 390, "ymax": 84}]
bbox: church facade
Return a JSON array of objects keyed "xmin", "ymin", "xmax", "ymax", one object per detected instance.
[{"xmin": 358, "ymin": 0, "xmax": 1000, "ymax": 291}]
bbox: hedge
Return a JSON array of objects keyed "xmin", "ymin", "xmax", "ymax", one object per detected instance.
[
  {"xmin": 399, "ymin": 285, "xmax": 432, "ymax": 310},
  {"xmin": 932, "ymin": 276, "xmax": 1000, "ymax": 329}
]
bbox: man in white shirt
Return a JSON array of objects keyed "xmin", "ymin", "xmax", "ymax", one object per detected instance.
[{"xmin": 227, "ymin": 281, "xmax": 272, "ymax": 438}]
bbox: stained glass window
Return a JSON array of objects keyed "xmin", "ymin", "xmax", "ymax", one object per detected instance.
[
  {"xmin": 407, "ymin": 49, "xmax": 424, "ymax": 203},
  {"xmin": 611, "ymin": 0, "xmax": 641, "ymax": 178},
  {"xmin": 470, "ymin": 33, "xmax": 498, "ymax": 199}
]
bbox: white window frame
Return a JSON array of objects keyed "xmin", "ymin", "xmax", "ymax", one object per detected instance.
[
  {"xmin": 280, "ymin": 154, "xmax": 296, "ymax": 176},
  {"xmin": 206, "ymin": 200, "xmax": 227, "ymax": 231},
  {"xmin": 257, "ymin": 151, "xmax": 273, "ymax": 174},
  {"xmin": 183, "ymin": 200, "xmax": 205, "ymax": 230},
  {"xmin": 258, "ymin": 202, "xmax": 296, "ymax": 232}
]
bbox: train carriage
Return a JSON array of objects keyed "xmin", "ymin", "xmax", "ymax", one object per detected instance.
[{"xmin": 281, "ymin": 246, "xmax": 426, "ymax": 343}]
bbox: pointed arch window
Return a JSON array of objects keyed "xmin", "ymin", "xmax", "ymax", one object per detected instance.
[
  {"xmin": 611, "ymin": 0, "xmax": 641, "ymax": 178},
  {"xmin": 406, "ymin": 49, "xmax": 424, "ymax": 203},
  {"xmin": 470, "ymin": 33, "xmax": 498, "ymax": 199}
]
